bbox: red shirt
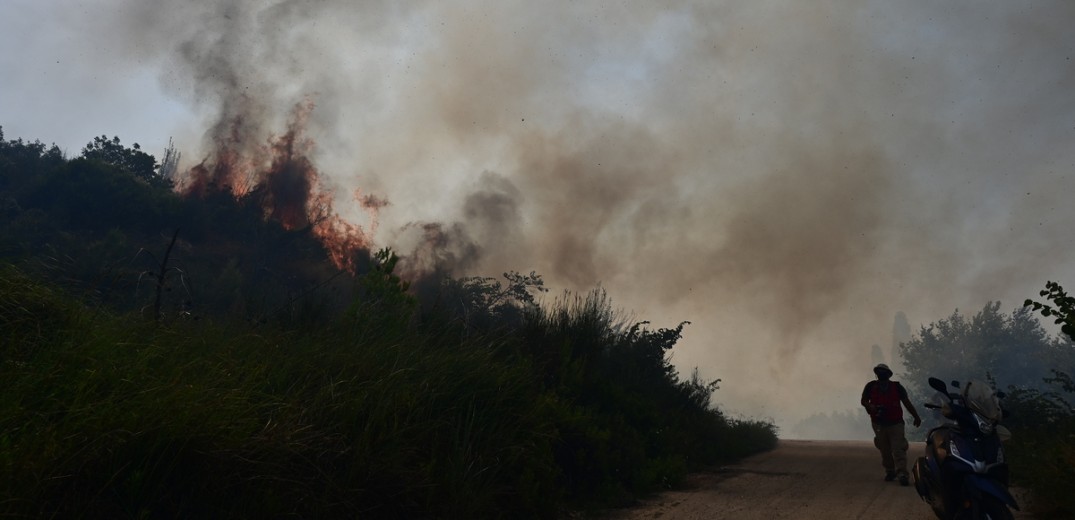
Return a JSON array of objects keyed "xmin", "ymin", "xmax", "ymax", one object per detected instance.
[{"xmin": 862, "ymin": 380, "xmax": 907, "ymax": 425}]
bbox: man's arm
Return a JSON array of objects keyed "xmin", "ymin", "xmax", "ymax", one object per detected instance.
[
  {"xmin": 861, "ymin": 383, "xmax": 877, "ymax": 415},
  {"xmin": 899, "ymin": 385, "xmax": 922, "ymax": 427}
]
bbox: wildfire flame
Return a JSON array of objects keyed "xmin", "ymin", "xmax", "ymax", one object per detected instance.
[{"xmin": 176, "ymin": 100, "xmax": 379, "ymax": 272}]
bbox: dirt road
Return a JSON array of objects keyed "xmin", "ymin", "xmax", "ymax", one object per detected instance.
[{"xmin": 605, "ymin": 440, "xmax": 1032, "ymax": 520}]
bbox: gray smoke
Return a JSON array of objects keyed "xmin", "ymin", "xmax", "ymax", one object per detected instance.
[{"xmin": 19, "ymin": 0, "xmax": 1075, "ymax": 429}]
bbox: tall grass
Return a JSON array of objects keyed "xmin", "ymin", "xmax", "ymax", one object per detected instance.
[
  {"xmin": 519, "ymin": 288, "xmax": 777, "ymax": 507},
  {"xmin": 0, "ymin": 265, "xmax": 775, "ymax": 518}
]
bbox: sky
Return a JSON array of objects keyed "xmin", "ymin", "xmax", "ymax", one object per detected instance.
[{"xmin": 3, "ymin": 0, "xmax": 1074, "ymax": 434}]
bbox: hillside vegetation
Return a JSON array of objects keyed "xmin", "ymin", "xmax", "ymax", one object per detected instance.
[{"xmin": 0, "ymin": 129, "xmax": 776, "ymax": 518}]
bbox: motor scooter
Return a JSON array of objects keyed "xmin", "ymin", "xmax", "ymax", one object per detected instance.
[{"xmin": 911, "ymin": 377, "xmax": 1018, "ymax": 519}]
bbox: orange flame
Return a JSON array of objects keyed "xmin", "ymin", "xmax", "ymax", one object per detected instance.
[{"xmin": 176, "ymin": 100, "xmax": 380, "ymax": 272}]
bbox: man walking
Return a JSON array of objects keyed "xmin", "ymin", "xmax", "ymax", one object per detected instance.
[{"xmin": 861, "ymin": 363, "xmax": 922, "ymax": 486}]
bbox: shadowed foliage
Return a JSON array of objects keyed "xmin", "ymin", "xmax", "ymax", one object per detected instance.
[{"xmin": 0, "ymin": 128, "xmax": 776, "ymax": 518}]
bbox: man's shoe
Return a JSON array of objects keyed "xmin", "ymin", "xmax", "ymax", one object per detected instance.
[
  {"xmin": 898, "ymin": 475, "xmax": 909, "ymax": 486},
  {"xmin": 884, "ymin": 471, "xmax": 896, "ymax": 482}
]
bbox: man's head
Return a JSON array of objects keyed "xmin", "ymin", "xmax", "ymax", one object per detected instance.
[{"xmin": 873, "ymin": 363, "xmax": 893, "ymax": 380}]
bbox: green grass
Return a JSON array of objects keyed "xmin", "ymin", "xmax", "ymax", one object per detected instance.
[{"xmin": 0, "ymin": 265, "xmax": 776, "ymax": 518}]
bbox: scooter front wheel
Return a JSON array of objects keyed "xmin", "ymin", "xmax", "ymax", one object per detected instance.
[
  {"xmin": 979, "ymin": 494, "xmax": 1014, "ymax": 520},
  {"xmin": 951, "ymin": 495, "xmax": 1013, "ymax": 520}
]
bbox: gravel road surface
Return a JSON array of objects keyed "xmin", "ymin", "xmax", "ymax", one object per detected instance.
[{"xmin": 604, "ymin": 439, "xmax": 1033, "ymax": 520}]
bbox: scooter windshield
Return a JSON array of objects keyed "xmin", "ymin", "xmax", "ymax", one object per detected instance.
[{"xmin": 962, "ymin": 380, "xmax": 1002, "ymax": 422}]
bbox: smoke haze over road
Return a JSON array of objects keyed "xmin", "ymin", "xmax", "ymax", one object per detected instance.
[{"xmin": 3, "ymin": 0, "xmax": 1074, "ymax": 431}]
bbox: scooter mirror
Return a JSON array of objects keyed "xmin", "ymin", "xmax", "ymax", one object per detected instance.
[
  {"xmin": 928, "ymin": 377, "xmax": 949, "ymax": 394},
  {"xmin": 951, "ymin": 380, "xmax": 961, "ymax": 389}
]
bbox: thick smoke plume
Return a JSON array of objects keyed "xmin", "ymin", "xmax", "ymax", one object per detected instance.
[{"xmin": 64, "ymin": 0, "xmax": 1075, "ymax": 428}]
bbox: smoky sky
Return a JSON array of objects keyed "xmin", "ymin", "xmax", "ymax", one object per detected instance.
[{"xmin": 3, "ymin": 0, "xmax": 1075, "ymax": 428}]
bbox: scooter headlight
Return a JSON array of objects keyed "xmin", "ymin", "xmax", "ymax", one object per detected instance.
[{"xmin": 973, "ymin": 412, "xmax": 994, "ymax": 434}]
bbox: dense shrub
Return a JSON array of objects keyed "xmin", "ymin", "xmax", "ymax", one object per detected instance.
[
  {"xmin": 0, "ymin": 264, "xmax": 775, "ymax": 518},
  {"xmin": 0, "ymin": 130, "xmax": 776, "ymax": 517},
  {"xmin": 1000, "ymin": 374, "xmax": 1075, "ymax": 516}
]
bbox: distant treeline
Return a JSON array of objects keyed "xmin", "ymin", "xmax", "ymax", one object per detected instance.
[{"xmin": 0, "ymin": 128, "xmax": 777, "ymax": 518}]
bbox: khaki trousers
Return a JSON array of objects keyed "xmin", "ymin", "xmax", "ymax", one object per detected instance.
[{"xmin": 871, "ymin": 421, "xmax": 909, "ymax": 476}]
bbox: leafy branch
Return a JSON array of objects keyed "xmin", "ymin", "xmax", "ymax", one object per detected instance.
[{"xmin": 1024, "ymin": 280, "xmax": 1075, "ymax": 340}]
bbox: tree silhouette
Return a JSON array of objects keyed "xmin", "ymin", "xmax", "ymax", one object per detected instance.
[
  {"xmin": 891, "ymin": 311, "xmax": 911, "ymax": 369},
  {"xmin": 80, "ymin": 135, "xmax": 168, "ymax": 187},
  {"xmin": 899, "ymin": 302, "xmax": 1070, "ymax": 398}
]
